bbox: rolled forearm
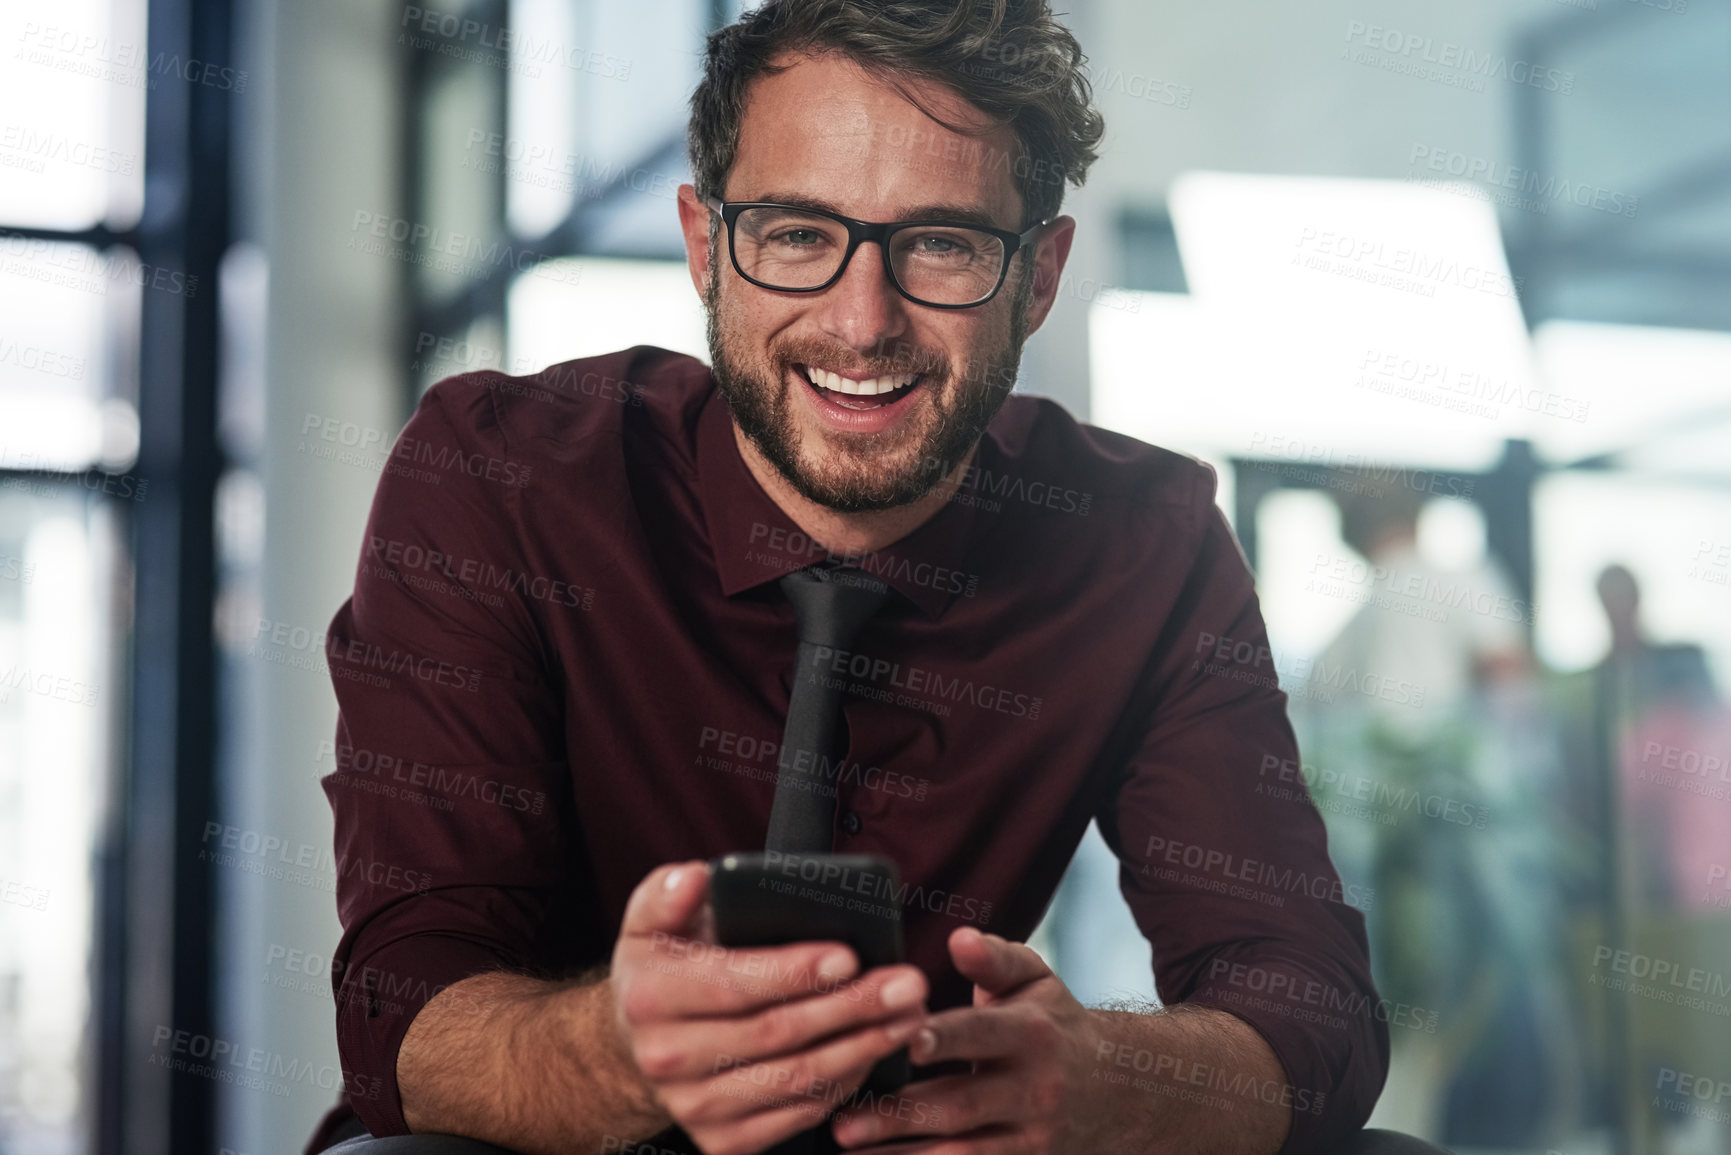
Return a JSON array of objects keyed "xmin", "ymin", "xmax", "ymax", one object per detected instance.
[
  {"xmin": 1089, "ymin": 1004, "xmax": 1292, "ymax": 1155},
  {"xmin": 398, "ymin": 969, "xmax": 672, "ymax": 1154}
]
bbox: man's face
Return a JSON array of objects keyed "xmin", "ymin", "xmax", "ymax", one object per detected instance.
[{"xmin": 686, "ymin": 52, "xmax": 1058, "ymax": 513}]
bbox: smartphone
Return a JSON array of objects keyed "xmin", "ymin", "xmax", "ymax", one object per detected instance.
[{"xmin": 708, "ymin": 851, "xmax": 912, "ymax": 1093}]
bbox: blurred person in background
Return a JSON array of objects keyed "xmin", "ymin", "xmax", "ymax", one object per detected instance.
[
  {"xmin": 1292, "ymin": 485, "xmax": 1579, "ymax": 1150},
  {"xmin": 1562, "ymin": 565, "xmax": 1731, "ymax": 1152},
  {"xmin": 1593, "ymin": 564, "xmax": 1723, "ymax": 912}
]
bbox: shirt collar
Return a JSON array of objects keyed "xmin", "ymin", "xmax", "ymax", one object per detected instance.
[{"xmin": 695, "ymin": 380, "xmax": 981, "ymax": 619}]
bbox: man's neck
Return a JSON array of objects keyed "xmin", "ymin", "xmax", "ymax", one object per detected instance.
[{"xmin": 731, "ymin": 421, "xmax": 977, "ymax": 557}]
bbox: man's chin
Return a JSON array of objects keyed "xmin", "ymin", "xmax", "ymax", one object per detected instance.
[{"xmin": 776, "ymin": 448, "xmax": 939, "ymax": 513}]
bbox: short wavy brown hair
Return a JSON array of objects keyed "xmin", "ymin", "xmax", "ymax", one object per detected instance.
[{"xmin": 689, "ymin": 0, "xmax": 1105, "ymax": 230}]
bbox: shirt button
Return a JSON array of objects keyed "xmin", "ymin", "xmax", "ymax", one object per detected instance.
[{"xmin": 841, "ymin": 810, "xmax": 863, "ymax": 836}]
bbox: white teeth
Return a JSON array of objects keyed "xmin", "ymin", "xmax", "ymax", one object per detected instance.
[{"xmin": 801, "ymin": 365, "xmax": 918, "ymax": 395}]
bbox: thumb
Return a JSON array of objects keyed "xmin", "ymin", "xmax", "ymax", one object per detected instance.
[
  {"xmin": 948, "ymin": 927, "xmax": 1050, "ymax": 1002},
  {"xmin": 620, "ymin": 859, "xmax": 711, "ymax": 944}
]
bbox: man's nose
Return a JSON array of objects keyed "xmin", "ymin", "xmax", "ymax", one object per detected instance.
[{"xmin": 810, "ymin": 241, "xmax": 912, "ymax": 355}]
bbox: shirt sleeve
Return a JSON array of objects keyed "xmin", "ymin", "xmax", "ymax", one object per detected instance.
[
  {"xmin": 1095, "ymin": 465, "xmax": 1390, "ymax": 1155},
  {"xmin": 320, "ymin": 377, "xmax": 589, "ymax": 1136}
]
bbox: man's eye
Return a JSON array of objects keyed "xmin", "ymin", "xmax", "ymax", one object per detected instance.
[
  {"xmin": 908, "ymin": 233, "xmax": 980, "ymax": 258},
  {"xmin": 773, "ymin": 229, "xmax": 824, "ymax": 246}
]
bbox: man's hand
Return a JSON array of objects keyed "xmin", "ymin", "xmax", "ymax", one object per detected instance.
[
  {"xmin": 613, "ymin": 860, "xmax": 931, "ymax": 1155},
  {"xmin": 829, "ymin": 928, "xmax": 1292, "ymax": 1155},
  {"xmin": 827, "ymin": 927, "xmax": 1110, "ymax": 1154}
]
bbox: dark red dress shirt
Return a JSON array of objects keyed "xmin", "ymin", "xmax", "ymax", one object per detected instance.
[{"xmin": 315, "ymin": 345, "xmax": 1388, "ymax": 1153}]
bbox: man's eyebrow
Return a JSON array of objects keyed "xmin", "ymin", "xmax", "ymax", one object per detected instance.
[{"xmin": 744, "ymin": 191, "xmax": 1011, "ymax": 231}]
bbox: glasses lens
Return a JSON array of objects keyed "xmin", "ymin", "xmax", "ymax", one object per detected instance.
[
  {"xmin": 733, "ymin": 207, "xmax": 850, "ymax": 289},
  {"xmin": 891, "ymin": 227, "xmax": 1007, "ymax": 306}
]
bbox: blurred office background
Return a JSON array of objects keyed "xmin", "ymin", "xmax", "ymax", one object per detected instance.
[{"xmin": 1, "ymin": 0, "xmax": 1728, "ymax": 1152}]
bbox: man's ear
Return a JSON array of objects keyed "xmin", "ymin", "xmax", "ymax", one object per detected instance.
[
  {"xmin": 1022, "ymin": 215, "xmax": 1077, "ymax": 337},
  {"xmin": 677, "ymin": 184, "xmax": 717, "ymax": 302}
]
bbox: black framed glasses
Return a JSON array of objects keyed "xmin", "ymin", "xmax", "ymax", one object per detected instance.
[{"xmin": 704, "ymin": 195, "xmax": 1046, "ymax": 309}]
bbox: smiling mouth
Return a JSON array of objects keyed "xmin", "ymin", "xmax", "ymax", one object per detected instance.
[{"xmin": 794, "ymin": 363, "xmax": 925, "ymax": 410}]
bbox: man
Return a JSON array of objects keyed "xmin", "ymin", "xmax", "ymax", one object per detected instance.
[{"xmin": 310, "ymin": 2, "xmax": 1401, "ymax": 1153}]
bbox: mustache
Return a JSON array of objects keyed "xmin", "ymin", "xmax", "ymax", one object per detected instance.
[{"xmin": 773, "ymin": 336, "xmax": 949, "ymax": 382}]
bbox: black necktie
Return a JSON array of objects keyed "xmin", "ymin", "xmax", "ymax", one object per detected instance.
[
  {"xmin": 765, "ymin": 563, "xmax": 892, "ymax": 852},
  {"xmin": 760, "ymin": 565, "xmax": 896, "ymax": 1155}
]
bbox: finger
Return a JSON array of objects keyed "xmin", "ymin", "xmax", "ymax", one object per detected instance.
[
  {"xmin": 844, "ymin": 1126, "xmax": 1024, "ymax": 1155},
  {"xmin": 627, "ymin": 936, "xmax": 864, "ymax": 1021},
  {"xmin": 947, "ymin": 927, "xmax": 1050, "ymax": 1001},
  {"xmin": 690, "ymin": 1098, "xmax": 851, "ymax": 1155},
  {"xmin": 670, "ymin": 1012, "xmax": 927, "ymax": 1128},
  {"xmin": 686, "ymin": 1048, "xmax": 898, "ymax": 1155},
  {"xmin": 631, "ymin": 966, "xmax": 928, "ymax": 1080},
  {"xmin": 833, "ymin": 1072, "xmax": 1021, "ymax": 1148},
  {"xmin": 619, "ymin": 860, "xmax": 712, "ymax": 941},
  {"xmin": 904, "ymin": 1003, "xmax": 1033, "ymax": 1067}
]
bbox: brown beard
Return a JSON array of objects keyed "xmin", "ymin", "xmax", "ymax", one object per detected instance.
[{"xmin": 703, "ymin": 243, "xmax": 1034, "ymax": 513}]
